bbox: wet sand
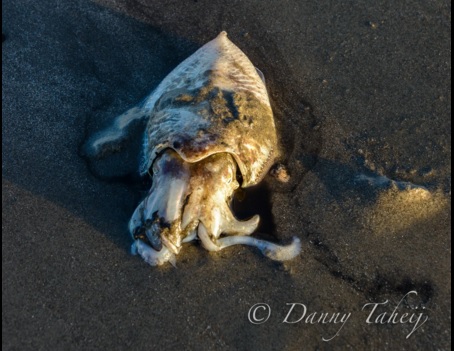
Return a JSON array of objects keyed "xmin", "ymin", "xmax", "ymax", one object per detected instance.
[{"xmin": 2, "ymin": 0, "xmax": 451, "ymax": 350}]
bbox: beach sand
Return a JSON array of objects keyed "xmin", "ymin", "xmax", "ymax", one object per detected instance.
[{"xmin": 3, "ymin": 0, "xmax": 451, "ymax": 349}]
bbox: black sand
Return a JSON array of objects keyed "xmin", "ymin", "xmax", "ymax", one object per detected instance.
[{"xmin": 3, "ymin": 0, "xmax": 451, "ymax": 350}]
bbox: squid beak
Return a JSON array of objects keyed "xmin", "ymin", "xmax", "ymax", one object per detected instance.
[{"xmin": 144, "ymin": 214, "xmax": 164, "ymax": 251}]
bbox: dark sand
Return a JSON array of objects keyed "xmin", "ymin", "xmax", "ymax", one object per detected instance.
[{"xmin": 3, "ymin": 0, "xmax": 451, "ymax": 350}]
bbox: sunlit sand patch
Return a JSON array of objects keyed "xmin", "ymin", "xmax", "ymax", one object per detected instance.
[
  {"xmin": 356, "ymin": 173, "xmax": 428, "ymax": 191},
  {"xmin": 364, "ymin": 184, "xmax": 448, "ymax": 236}
]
